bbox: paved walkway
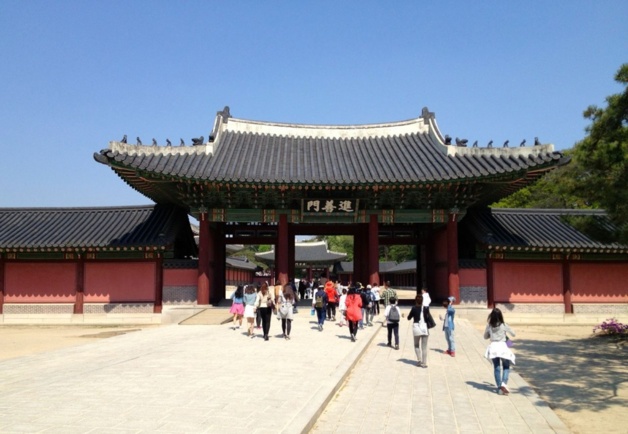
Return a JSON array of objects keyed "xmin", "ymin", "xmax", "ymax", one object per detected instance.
[{"xmin": 0, "ymin": 310, "xmax": 569, "ymax": 433}]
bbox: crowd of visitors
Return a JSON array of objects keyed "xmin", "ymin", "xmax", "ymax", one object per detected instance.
[{"xmin": 228, "ymin": 280, "xmax": 517, "ymax": 396}]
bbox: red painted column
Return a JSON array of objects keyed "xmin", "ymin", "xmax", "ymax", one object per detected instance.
[
  {"xmin": 368, "ymin": 214, "xmax": 380, "ymax": 287},
  {"xmin": 486, "ymin": 255, "xmax": 494, "ymax": 308},
  {"xmin": 154, "ymin": 256, "xmax": 163, "ymax": 313},
  {"xmin": 277, "ymin": 214, "xmax": 289, "ymax": 285},
  {"xmin": 0, "ymin": 258, "xmax": 4, "ymax": 314},
  {"xmin": 447, "ymin": 212, "xmax": 460, "ymax": 303},
  {"xmin": 562, "ymin": 257, "xmax": 572, "ymax": 314},
  {"xmin": 197, "ymin": 213, "xmax": 210, "ymax": 305},
  {"xmin": 74, "ymin": 258, "xmax": 85, "ymax": 314}
]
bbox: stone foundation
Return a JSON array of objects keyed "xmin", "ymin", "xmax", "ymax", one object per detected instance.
[
  {"xmin": 83, "ymin": 303, "xmax": 154, "ymax": 314},
  {"xmin": 2, "ymin": 304, "xmax": 74, "ymax": 314},
  {"xmin": 496, "ymin": 303, "xmax": 565, "ymax": 314},
  {"xmin": 573, "ymin": 304, "xmax": 628, "ymax": 315},
  {"xmin": 460, "ymin": 286, "xmax": 487, "ymax": 305},
  {"xmin": 163, "ymin": 285, "xmax": 197, "ymax": 305}
]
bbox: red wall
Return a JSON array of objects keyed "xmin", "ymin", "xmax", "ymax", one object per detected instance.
[
  {"xmin": 84, "ymin": 262, "xmax": 155, "ymax": 302},
  {"xmin": 493, "ymin": 262, "xmax": 563, "ymax": 302},
  {"xmin": 460, "ymin": 268, "xmax": 486, "ymax": 286},
  {"xmin": 571, "ymin": 262, "xmax": 628, "ymax": 302},
  {"xmin": 4, "ymin": 262, "xmax": 76, "ymax": 302},
  {"xmin": 163, "ymin": 268, "xmax": 197, "ymax": 286}
]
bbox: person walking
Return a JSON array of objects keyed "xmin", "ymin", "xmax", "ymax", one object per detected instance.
[
  {"xmin": 345, "ymin": 285, "xmax": 363, "ymax": 342},
  {"xmin": 324, "ymin": 281, "xmax": 338, "ymax": 321},
  {"xmin": 407, "ymin": 294, "xmax": 434, "ymax": 367},
  {"xmin": 337, "ymin": 287, "xmax": 348, "ymax": 327},
  {"xmin": 366, "ymin": 285, "xmax": 376, "ymax": 326},
  {"xmin": 277, "ymin": 285, "xmax": 295, "ymax": 340},
  {"xmin": 385, "ymin": 297, "xmax": 402, "ymax": 349},
  {"xmin": 381, "ymin": 281, "xmax": 397, "ymax": 326},
  {"xmin": 484, "ymin": 308, "xmax": 516, "ymax": 395},
  {"xmin": 421, "ymin": 287, "xmax": 432, "ymax": 307},
  {"xmin": 439, "ymin": 296, "xmax": 456, "ymax": 356},
  {"xmin": 229, "ymin": 285, "xmax": 245, "ymax": 330},
  {"xmin": 371, "ymin": 282, "xmax": 381, "ymax": 315},
  {"xmin": 312, "ymin": 284, "xmax": 328, "ymax": 331},
  {"xmin": 242, "ymin": 284, "xmax": 258, "ymax": 337},
  {"xmin": 255, "ymin": 283, "xmax": 274, "ymax": 341}
]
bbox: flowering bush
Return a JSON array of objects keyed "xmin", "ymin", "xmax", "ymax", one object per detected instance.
[{"xmin": 592, "ymin": 318, "xmax": 628, "ymax": 336}]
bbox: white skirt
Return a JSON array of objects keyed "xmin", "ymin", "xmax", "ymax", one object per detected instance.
[
  {"xmin": 244, "ymin": 304, "xmax": 256, "ymax": 319},
  {"xmin": 485, "ymin": 341, "xmax": 516, "ymax": 364}
]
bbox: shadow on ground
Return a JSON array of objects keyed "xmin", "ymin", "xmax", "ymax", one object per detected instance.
[{"xmin": 516, "ymin": 335, "xmax": 627, "ymax": 413}]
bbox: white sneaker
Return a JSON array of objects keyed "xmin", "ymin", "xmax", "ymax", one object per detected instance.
[{"xmin": 500, "ymin": 383, "xmax": 510, "ymax": 395}]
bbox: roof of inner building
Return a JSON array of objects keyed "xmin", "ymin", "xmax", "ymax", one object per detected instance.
[
  {"xmin": 255, "ymin": 241, "xmax": 347, "ymax": 264},
  {"xmin": 463, "ymin": 207, "xmax": 628, "ymax": 252},
  {"xmin": 94, "ymin": 107, "xmax": 568, "ymax": 206},
  {"xmin": 0, "ymin": 204, "xmax": 195, "ymax": 252}
]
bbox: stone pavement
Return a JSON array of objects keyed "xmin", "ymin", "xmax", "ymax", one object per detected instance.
[{"xmin": 0, "ymin": 310, "xmax": 569, "ymax": 433}]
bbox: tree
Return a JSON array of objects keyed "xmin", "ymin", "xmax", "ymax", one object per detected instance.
[
  {"xmin": 493, "ymin": 149, "xmax": 594, "ymax": 209},
  {"xmin": 573, "ymin": 63, "xmax": 628, "ymax": 241}
]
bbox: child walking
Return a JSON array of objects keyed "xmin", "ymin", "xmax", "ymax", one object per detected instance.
[{"xmin": 439, "ymin": 296, "xmax": 456, "ymax": 356}]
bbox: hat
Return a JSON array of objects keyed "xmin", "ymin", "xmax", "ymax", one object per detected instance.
[
  {"xmin": 448, "ymin": 296, "xmax": 456, "ymax": 302},
  {"xmin": 366, "ymin": 285, "xmax": 372, "ymax": 289},
  {"xmin": 324, "ymin": 281, "xmax": 334, "ymax": 290}
]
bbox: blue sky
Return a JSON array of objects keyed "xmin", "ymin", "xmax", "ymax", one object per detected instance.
[{"xmin": 1, "ymin": 1, "xmax": 627, "ymax": 208}]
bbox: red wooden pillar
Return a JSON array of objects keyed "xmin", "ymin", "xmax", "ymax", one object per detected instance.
[
  {"xmin": 277, "ymin": 214, "xmax": 289, "ymax": 285},
  {"xmin": 74, "ymin": 258, "xmax": 85, "ymax": 314},
  {"xmin": 0, "ymin": 258, "xmax": 4, "ymax": 314},
  {"xmin": 486, "ymin": 255, "xmax": 494, "ymax": 308},
  {"xmin": 562, "ymin": 257, "xmax": 572, "ymax": 314},
  {"xmin": 197, "ymin": 213, "xmax": 210, "ymax": 305},
  {"xmin": 447, "ymin": 212, "xmax": 460, "ymax": 303},
  {"xmin": 368, "ymin": 214, "xmax": 380, "ymax": 287},
  {"xmin": 154, "ymin": 256, "xmax": 163, "ymax": 313},
  {"xmin": 211, "ymin": 223, "xmax": 224, "ymax": 305}
]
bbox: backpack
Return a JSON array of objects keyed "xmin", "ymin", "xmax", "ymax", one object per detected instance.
[
  {"xmin": 315, "ymin": 293, "xmax": 324, "ymax": 308},
  {"xmin": 366, "ymin": 291, "xmax": 373, "ymax": 308},
  {"xmin": 388, "ymin": 305, "xmax": 400, "ymax": 322}
]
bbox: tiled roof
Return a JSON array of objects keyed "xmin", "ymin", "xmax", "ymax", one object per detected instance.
[
  {"xmin": 0, "ymin": 205, "xmax": 196, "ymax": 253},
  {"xmin": 255, "ymin": 241, "xmax": 347, "ymax": 264},
  {"xmin": 463, "ymin": 208, "xmax": 628, "ymax": 252},
  {"xmin": 337, "ymin": 261, "xmax": 408, "ymax": 274},
  {"xmin": 95, "ymin": 107, "xmax": 567, "ymax": 191},
  {"xmin": 387, "ymin": 260, "xmax": 417, "ymax": 273},
  {"xmin": 226, "ymin": 256, "xmax": 258, "ymax": 271}
]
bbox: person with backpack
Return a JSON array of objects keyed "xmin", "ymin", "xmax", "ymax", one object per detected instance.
[
  {"xmin": 312, "ymin": 284, "xmax": 328, "ymax": 331},
  {"xmin": 385, "ymin": 297, "xmax": 402, "ymax": 349}
]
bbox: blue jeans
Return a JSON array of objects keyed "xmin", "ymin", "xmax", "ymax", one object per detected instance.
[
  {"xmin": 315, "ymin": 307, "xmax": 326, "ymax": 326},
  {"xmin": 492, "ymin": 357, "xmax": 511, "ymax": 387},
  {"xmin": 444, "ymin": 328, "xmax": 455, "ymax": 352}
]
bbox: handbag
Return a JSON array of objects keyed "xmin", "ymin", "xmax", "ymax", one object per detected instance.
[
  {"xmin": 506, "ymin": 336, "xmax": 514, "ymax": 348},
  {"xmin": 413, "ymin": 322, "xmax": 428, "ymax": 336},
  {"xmin": 424, "ymin": 307, "xmax": 436, "ymax": 329}
]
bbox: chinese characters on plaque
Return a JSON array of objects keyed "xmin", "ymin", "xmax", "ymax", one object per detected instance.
[{"xmin": 303, "ymin": 199, "xmax": 357, "ymax": 214}]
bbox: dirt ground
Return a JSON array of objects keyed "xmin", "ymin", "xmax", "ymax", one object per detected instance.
[
  {"xmin": 473, "ymin": 323, "xmax": 628, "ymax": 434},
  {"xmin": 1, "ymin": 323, "xmax": 626, "ymax": 433}
]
